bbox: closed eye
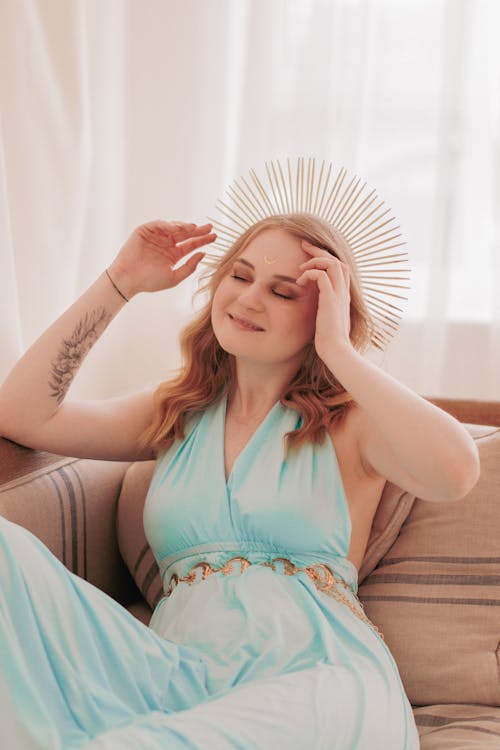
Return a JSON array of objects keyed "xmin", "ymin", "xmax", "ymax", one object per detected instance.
[{"xmin": 230, "ymin": 274, "xmax": 293, "ymax": 300}]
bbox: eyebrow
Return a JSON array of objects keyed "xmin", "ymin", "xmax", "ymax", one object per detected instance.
[{"xmin": 233, "ymin": 258, "xmax": 298, "ymax": 284}]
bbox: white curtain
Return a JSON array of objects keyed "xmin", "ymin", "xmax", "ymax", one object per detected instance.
[{"xmin": 1, "ymin": 0, "xmax": 499, "ymax": 401}]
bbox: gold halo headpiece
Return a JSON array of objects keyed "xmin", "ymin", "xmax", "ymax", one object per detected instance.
[{"xmin": 202, "ymin": 157, "xmax": 411, "ymax": 352}]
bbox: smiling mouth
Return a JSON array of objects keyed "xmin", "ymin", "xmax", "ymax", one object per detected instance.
[{"xmin": 229, "ymin": 314, "xmax": 264, "ymax": 332}]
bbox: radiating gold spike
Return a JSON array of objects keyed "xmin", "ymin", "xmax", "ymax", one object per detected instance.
[
  {"xmin": 342, "ymin": 203, "xmax": 391, "ymax": 243},
  {"xmin": 358, "ymin": 269, "xmax": 411, "ymax": 279},
  {"xmin": 273, "ymin": 160, "xmax": 288, "ymax": 213},
  {"xmin": 268, "ymin": 162, "xmax": 286, "ymax": 213},
  {"xmin": 277, "ymin": 160, "xmax": 291, "ymax": 213},
  {"xmin": 205, "ymin": 216, "xmax": 242, "ymax": 238},
  {"xmin": 364, "ymin": 292, "xmax": 405, "ymax": 313},
  {"xmin": 287, "ymin": 158, "xmax": 294, "ymax": 212},
  {"xmin": 202, "ymin": 252, "xmax": 224, "ymax": 262},
  {"xmin": 230, "ymin": 180, "xmax": 263, "ymax": 223},
  {"xmin": 364, "ymin": 302, "xmax": 402, "ymax": 325},
  {"xmin": 373, "ymin": 310, "xmax": 402, "ymax": 326},
  {"xmin": 356, "ymin": 253, "xmax": 409, "ymax": 267},
  {"xmin": 337, "ymin": 188, "xmax": 378, "ymax": 235},
  {"xmin": 331, "ymin": 176, "xmax": 363, "ymax": 228},
  {"xmin": 264, "ymin": 162, "xmax": 278, "ymax": 212},
  {"xmin": 364, "ymin": 293, "xmax": 405, "ymax": 314},
  {"xmin": 351, "ymin": 240, "xmax": 408, "ymax": 256},
  {"xmin": 369, "ymin": 312, "xmax": 400, "ymax": 334},
  {"xmin": 348, "ymin": 218, "xmax": 401, "ymax": 249},
  {"xmin": 306, "ymin": 158, "xmax": 315, "ymax": 213},
  {"xmin": 302, "ymin": 159, "xmax": 309, "ymax": 211},
  {"xmin": 301, "ymin": 156, "xmax": 307, "ymax": 211},
  {"xmin": 362, "ymin": 296, "xmax": 401, "ymax": 322},
  {"xmin": 215, "ymin": 199, "xmax": 252, "ymax": 232},
  {"xmin": 297, "ymin": 157, "xmax": 303, "ymax": 212},
  {"xmin": 363, "ymin": 286, "xmax": 410, "ymax": 298},
  {"xmin": 238, "ymin": 175, "xmax": 269, "ymax": 220},
  {"xmin": 210, "ymin": 213, "xmax": 247, "ymax": 238},
  {"xmin": 349, "ymin": 229, "xmax": 402, "ymax": 254},
  {"xmin": 227, "ymin": 185, "xmax": 260, "ymax": 225},
  {"xmin": 208, "ymin": 225, "xmax": 241, "ymax": 242},
  {"xmin": 355, "ymin": 247, "xmax": 408, "ymax": 263},
  {"xmin": 361, "ymin": 274, "xmax": 411, "ymax": 285},
  {"xmin": 312, "ymin": 160, "xmax": 326, "ymax": 215},
  {"xmin": 358, "ymin": 271, "xmax": 407, "ymax": 284},
  {"xmin": 316, "ymin": 161, "xmax": 333, "ymax": 216},
  {"xmin": 202, "ymin": 250, "xmax": 226, "ymax": 260},
  {"xmin": 349, "ymin": 217, "xmax": 399, "ymax": 247},
  {"xmin": 321, "ymin": 167, "xmax": 347, "ymax": 222},
  {"xmin": 335, "ymin": 179, "xmax": 368, "ymax": 232},
  {"xmin": 327, "ymin": 174, "xmax": 359, "ymax": 226},
  {"xmin": 363, "ymin": 286, "xmax": 409, "ymax": 301},
  {"xmin": 250, "ymin": 169, "xmax": 275, "ymax": 215}
]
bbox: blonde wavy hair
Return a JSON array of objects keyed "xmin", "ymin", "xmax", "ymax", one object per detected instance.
[{"xmin": 137, "ymin": 212, "xmax": 376, "ymax": 459}]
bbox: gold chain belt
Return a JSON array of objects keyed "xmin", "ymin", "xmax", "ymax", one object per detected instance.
[{"xmin": 165, "ymin": 555, "xmax": 384, "ymax": 641}]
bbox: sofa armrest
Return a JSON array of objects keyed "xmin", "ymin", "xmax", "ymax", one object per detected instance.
[{"xmin": 0, "ymin": 436, "xmax": 140, "ymax": 606}]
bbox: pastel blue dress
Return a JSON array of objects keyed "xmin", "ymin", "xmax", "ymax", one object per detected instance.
[{"xmin": 0, "ymin": 392, "xmax": 420, "ymax": 749}]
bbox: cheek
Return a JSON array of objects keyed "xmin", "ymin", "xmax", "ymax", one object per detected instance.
[
  {"xmin": 298, "ymin": 296, "xmax": 319, "ymax": 334},
  {"xmin": 212, "ymin": 281, "xmax": 231, "ymax": 312},
  {"xmin": 280, "ymin": 303, "xmax": 317, "ymax": 341}
]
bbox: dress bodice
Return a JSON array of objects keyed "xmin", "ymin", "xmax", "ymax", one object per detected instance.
[{"xmin": 143, "ymin": 392, "xmax": 358, "ymax": 594}]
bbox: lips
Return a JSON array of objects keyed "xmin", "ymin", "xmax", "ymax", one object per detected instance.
[{"xmin": 229, "ymin": 314, "xmax": 264, "ymax": 331}]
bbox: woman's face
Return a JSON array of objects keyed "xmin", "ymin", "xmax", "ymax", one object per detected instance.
[{"xmin": 211, "ymin": 228, "xmax": 320, "ymax": 365}]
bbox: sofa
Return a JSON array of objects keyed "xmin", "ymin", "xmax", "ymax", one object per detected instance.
[{"xmin": 1, "ymin": 396, "xmax": 499, "ymax": 749}]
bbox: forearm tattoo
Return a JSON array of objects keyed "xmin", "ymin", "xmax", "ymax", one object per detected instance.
[{"xmin": 48, "ymin": 307, "xmax": 112, "ymax": 404}]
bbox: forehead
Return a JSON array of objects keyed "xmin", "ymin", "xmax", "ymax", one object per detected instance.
[{"xmin": 236, "ymin": 228, "xmax": 308, "ymax": 270}]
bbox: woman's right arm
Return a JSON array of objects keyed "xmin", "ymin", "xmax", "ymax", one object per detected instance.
[{"xmin": 0, "ymin": 220, "xmax": 216, "ymax": 461}]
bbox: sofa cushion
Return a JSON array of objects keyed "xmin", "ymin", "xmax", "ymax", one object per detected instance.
[
  {"xmin": 358, "ymin": 481, "xmax": 416, "ymax": 583},
  {"xmin": 0, "ymin": 453, "xmax": 136, "ymax": 604},
  {"xmin": 116, "ymin": 460, "xmax": 162, "ymax": 611},
  {"xmin": 413, "ymin": 703, "xmax": 500, "ymax": 749},
  {"xmin": 358, "ymin": 424, "xmax": 500, "ymax": 707}
]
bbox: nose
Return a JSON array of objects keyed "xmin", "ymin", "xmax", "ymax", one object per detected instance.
[{"xmin": 238, "ymin": 281, "xmax": 265, "ymax": 310}]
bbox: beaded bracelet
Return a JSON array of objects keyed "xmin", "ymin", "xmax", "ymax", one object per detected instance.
[{"xmin": 105, "ymin": 268, "xmax": 129, "ymax": 302}]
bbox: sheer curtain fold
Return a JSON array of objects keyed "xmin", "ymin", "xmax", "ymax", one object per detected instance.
[{"xmin": 1, "ymin": 0, "xmax": 498, "ymax": 400}]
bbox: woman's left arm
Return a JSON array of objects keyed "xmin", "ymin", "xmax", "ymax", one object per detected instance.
[
  {"xmin": 324, "ymin": 345, "xmax": 480, "ymax": 502},
  {"xmin": 296, "ymin": 239, "xmax": 480, "ymax": 502}
]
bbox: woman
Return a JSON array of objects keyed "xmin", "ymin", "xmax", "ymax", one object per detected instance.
[{"xmin": 0, "ymin": 216, "xmax": 478, "ymax": 748}]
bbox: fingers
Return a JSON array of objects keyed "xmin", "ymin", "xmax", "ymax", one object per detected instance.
[
  {"xmin": 174, "ymin": 232, "xmax": 217, "ymax": 257},
  {"xmin": 296, "ymin": 268, "xmax": 332, "ymax": 288},
  {"xmin": 165, "ymin": 221, "xmax": 216, "ymax": 251},
  {"xmin": 171, "ymin": 252, "xmax": 206, "ymax": 284},
  {"xmin": 297, "ymin": 256, "xmax": 349, "ymax": 287},
  {"xmin": 141, "ymin": 220, "xmax": 214, "ymax": 242},
  {"xmin": 301, "ymin": 239, "xmax": 332, "ymax": 256}
]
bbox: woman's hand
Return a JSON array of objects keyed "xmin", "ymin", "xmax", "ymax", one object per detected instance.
[
  {"xmin": 108, "ymin": 220, "xmax": 217, "ymax": 298},
  {"xmin": 296, "ymin": 240, "xmax": 354, "ymax": 362}
]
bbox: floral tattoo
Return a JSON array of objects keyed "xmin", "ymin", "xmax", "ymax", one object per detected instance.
[{"xmin": 48, "ymin": 307, "xmax": 111, "ymax": 404}]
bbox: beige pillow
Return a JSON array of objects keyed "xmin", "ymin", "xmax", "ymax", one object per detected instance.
[
  {"xmin": 358, "ymin": 482, "xmax": 416, "ymax": 583},
  {"xmin": 116, "ymin": 460, "xmax": 163, "ymax": 611},
  {"xmin": 358, "ymin": 425, "xmax": 500, "ymax": 707}
]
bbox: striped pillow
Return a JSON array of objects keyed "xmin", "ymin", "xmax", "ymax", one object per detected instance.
[
  {"xmin": 116, "ymin": 461, "xmax": 163, "ymax": 611},
  {"xmin": 358, "ymin": 424, "xmax": 500, "ymax": 706},
  {"xmin": 413, "ymin": 704, "xmax": 500, "ymax": 748},
  {"xmin": 0, "ymin": 454, "xmax": 136, "ymax": 604}
]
